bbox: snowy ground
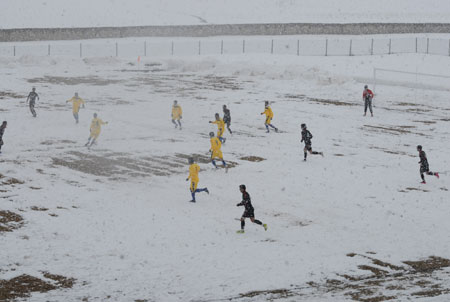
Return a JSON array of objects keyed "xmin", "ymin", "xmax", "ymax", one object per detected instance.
[
  {"xmin": 2, "ymin": 0, "xmax": 450, "ymax": 29},
  {"xmin": 1, "ymin": 52, "xmax": 450, "ymax": 301}
]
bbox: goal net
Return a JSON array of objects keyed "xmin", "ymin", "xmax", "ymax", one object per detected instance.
[{"xmin": 373, "ymin": 68, "xmax": 450, "ymax": 94}]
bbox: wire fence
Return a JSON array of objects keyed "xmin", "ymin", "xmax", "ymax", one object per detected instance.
[{"xmin": 1, "ymin": 36, "xmax": 449, "ymax": 58}]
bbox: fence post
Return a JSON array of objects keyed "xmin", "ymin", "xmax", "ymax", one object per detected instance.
[
  {"xmin": 198, "ymin": 40, "xmax": 201, "ymax": 55},
  {"xmin": 115, "ymin": 42, "xmax": 118, "ymax": 57},
  {"xmin": 426, "ymin": 38, "xmax": 429, "ymax": 54},
  {"xmin": 371, "ymin": 38, "xmax": 374, "ymax": 55},
  {"xmin": 373, "ymin": 68, "xmax": 377, "ymax": 94},
  {"xmin": 349, "ymin": 39, "xmax": 352, "ymax": 56},
  {"xmin": 388, "ymin": 39, "xmax": 391, "ymax": 54},
  {"xmin": 79, "ymin": 43, "xmax": 82, "ymax": 58},
  {"xmin": 144, "ymin": 41, "xmax": 147, "ymax": 56},
  {"xmin": 13, "ymin": 45, "xmax": 15, "ymax": 57},
  {"xmin": 297, "ymin": 39, "xmax": 299, "ymax": 56},
  {"xmin": 221, "ymin": 40, "xmax": 223, "ymax": 55},
  {"xmin": 243, "ymin": 40, "xmax": 245, "ymax": 54},
  {"xmin": 48, "ymin": 44, "xmax": 50, "ymax": 56},
  {"xmin": 171, "ymin": 41, "xmax": 174, "ymax": 55},
  {"xmin": 415, "ymin": 37, "xmax": 418, "ymax": 53},
  {"xmin": 271, "ymin": 39, "xmax": 274, "ymax": 54},
  {"xmin": 325, "ymin": 39, "xmax": 328, "ymax": 56}
]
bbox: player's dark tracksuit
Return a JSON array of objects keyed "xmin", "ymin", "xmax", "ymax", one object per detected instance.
[
  {"xmin": 363, "ymin": 89, "xmax": 373, "ymax": 116},
  {"xmin": 0, "ymin": 126, "xmax": 6, "ymax": 152},
  {"xmin": 419, "ymin": 150, "xmax": 438, "ymax": 181},
  {"xmin": 223, "ymin": 108, "xmax": 232, "ymax": 134},
  {"xmin": 301, "ymin": 129, "xmax": 321, "ymax": 160},
  {"xmin": 237, "ymin": 191, "xmax": 263, "ymax": 230},
  {"xmin": 27, "ymin": 91, "xmax": 39, "ymax": 117}
]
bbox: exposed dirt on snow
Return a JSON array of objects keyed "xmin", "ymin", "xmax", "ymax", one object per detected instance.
[
  {"xmin": 240, "ymin": 156, "xmax": 265, "ymax": 162},
  {"xmin": 0, "ymin": 210, "xmax": 24, "ymax": 233},
  {"xmin": 28, "ymin": 75, "xmax": 121, "ymax": 86},
  {"xmin": 0, "ymin": 273, "xmax": 75, "ymax": 301},
  {"xmin": 285, "ymin": 94, "xmax": 356, "ymax": 106},
  {"xmin": 0, "ymin": 91, "xmax": 26, "ymax": 99},
  {"xmin": 221, "ymin": 254, "xmax": 450, "ymax": 301},
  {"xmin": 51, "ymin": 151, "xmax": 238, "ymax": 178}
]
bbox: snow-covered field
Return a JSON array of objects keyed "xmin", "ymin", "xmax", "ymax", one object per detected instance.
[
  {"xmin": 1, "ymin": 52, "xmax": 450, "ymax": 301},
  {"xmin": 2, "ymin": 0, "xmax": 450, "ymax": 29}
]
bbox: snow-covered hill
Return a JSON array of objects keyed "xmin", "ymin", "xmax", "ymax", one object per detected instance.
[
  {"xmin": 1, "ymin": 53, "xmax": 450, "ymax": 301},
  {"xmin": 1, "ymin": 0, "xmax": 450, "ymax": 29}
]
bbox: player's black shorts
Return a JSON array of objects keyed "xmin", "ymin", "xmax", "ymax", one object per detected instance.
[
  {"xmin": 305, "ymin": 144, "xmax": 312, "ymax": 151},
  {"xmin": 224, "ymin": 118, "xmax": 231, "ymax": 126},
  {"xmin": 242, "ymin": 209, "xmax": 255, "ymax": 218},
  {"xmin": 420, "ymin": 165, "xmax": 429, "ymax": 173}
]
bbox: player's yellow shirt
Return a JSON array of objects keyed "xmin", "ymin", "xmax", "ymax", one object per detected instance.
[
  {"xmin": 262, "ymin": 106, "xmax": 273, "ymax": 119},
  {"xmin": 210, "ymin": 137, "xmax": 222, "ymax": 152},
  {"xmin": 67, "ymin": 97, "xmax": 85, "ymax": 113},
  {"xmin": 90, "ymin": 118, "xmax": 106, "ymax": 133},
  {"xmin": 188, "ymin": 163, "xmax": 200, "ymax": 181},
  {"xmin": 172, "ymin": 105, "xmax": 182, "ymax": 119}
]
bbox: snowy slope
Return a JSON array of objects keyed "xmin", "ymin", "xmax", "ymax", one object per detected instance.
[
  {"xmin": 1, "ymin": 53, "xmax": 450, "ymax": 301},
  {"xmin": 1, "ymin": 0, "xmax": 450, "ymax": 29}
]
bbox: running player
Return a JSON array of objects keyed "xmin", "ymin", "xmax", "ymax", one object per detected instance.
[
  {"xmin": 171, "ymin": 100, "xmax": 182, "ymax": 130},
  {"xmin": 301, "ymin": 123, "xmax": 323, "ymax": 161},
  {"xmin": 236, "ymin": 184, "xmax": 267, "ymax": 233},
  {"xmin": 66, "ymin": 92, "xmax": 85, "ymax": 124},
  {"xmin": 85, "ymin": 113, "xmax": 108, "ymax": 147},
  {"xmin": 26, "ymin": 87, "xmax": 39, "ymax": 117},
  {"xmin": 417, "ymin": 145, "xmax": 439, "ymax": 184},
  {"xmin": 209, "ymin": 113, "xmax": 226, "ymax": 143},
  {"xmin": 261, "ymin": 101, "xmax": 278, "ymax": 133},
  {"xmin": 186, "ymin": 157, "xmax": 209, "ymax": 202},
  {"xmin": 209, "ymin": 131, "xmax": 227, "ymax": 171}
]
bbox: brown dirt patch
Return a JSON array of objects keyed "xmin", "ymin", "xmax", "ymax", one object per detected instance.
[
  {"xmin": 285, "ymin": 94, "xmax": 356, "ymax": 106},
  {"xmin": 30, "ymin": 206, "xmax": 49, "ymax": 211},
  {"xmin": 0, "ymin": 273, "xmax": 75, "ymax": 301},
  {"xmin": 240, "ymin": 156, "xmax": 265, "ymax": 162},
  {"xmin": 52, "ymin": 151, "xmax": 238, "ymax": 178},
  {"xmin": 28, "ymin": 76, "xmax": 121, "ymax": 86},
  {"xmin": 0, "ymin": 174, "xmax": 24, "ymax": 186},
  {"xmin": 0, "ymin": 91, "xmax": 26, "ymax": 99},
  {"xmin": 0, "ymin": 210, "xmax": 24, "ymax": 232}
]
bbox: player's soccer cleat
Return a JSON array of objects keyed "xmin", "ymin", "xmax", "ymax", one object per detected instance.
[
  {"xmin": 189, "ymin": 200, "xmax": 196, "ymax": 203},
  {"xmin": 275, "ymin": 128, "xmax": 278, "ymax": 133},
  {"xmin": 421, "ymin": 181, "xmax": 426, "ymax": 184},
  {"xmin": 266, "ymin": 130, "xmax": 270, "ymax": 133},
  {"xmin": 236, "ymin": 230, "xmax": 245, "ymax": 234},
  {"xmin": 263, "ymin": 224, "xmax": 268, "ymax": 231},
  {"xmin": 205, "ymin": 188, "xmax": 209, "ymax": 194},
  {"xmin": 225, "ymin": 166, "xmax": 229, "ymax": 173},
  {"xmin": 435, "ymin": 173, "xmax": 440, "ymax": 179}
]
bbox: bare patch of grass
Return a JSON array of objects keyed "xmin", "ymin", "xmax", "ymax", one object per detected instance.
[
  {"xmin": 240, "ymin": 156, "xmax": 265, "ymax": 162},
  {"xmin": 0, "ymin": 210, "xmax": 24, "ymax": 232}
]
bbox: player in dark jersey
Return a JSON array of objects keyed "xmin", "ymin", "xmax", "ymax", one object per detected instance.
[
  {"xmin": 363, "ymin": 85, "xmax": 374, "ymax": 117},
  {"xmin": 236, "ymin": 184, "xmax": 267, "ymax": 233},
  {"xmin": 26, "ymin": 87, "xmax": 39, "ymax": 117},
  {"xmin": 0, "ymin": 121, "xmax": 7, "ymax": 153},
  {"xmin": 223, "ymin": 105, "xmax": 232, "ymax": 134},
  {"xmin": 417, "ymin": 145, "xmax": 439, "ymax": 184},
  {"xmin": 301, "ymin": 124, "xmax": 323, "ymax": 161}
]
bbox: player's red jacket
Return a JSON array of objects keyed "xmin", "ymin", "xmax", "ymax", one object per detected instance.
[{"xmin": 363, "ymin": 89, "xmax": 374, "ymax": 99}]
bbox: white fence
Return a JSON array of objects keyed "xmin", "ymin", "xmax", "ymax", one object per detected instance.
[{"xmin": 1, "ymin": 36, "xmax": 450, "ymax": 58}]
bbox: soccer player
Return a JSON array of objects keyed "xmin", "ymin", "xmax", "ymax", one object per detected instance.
[
  {"xmin": 261, "ymin": 101, "xmax": 278, "ymax": 133},
  {"xmin": 363, "ymin": 85, "xmax": 374, "ymax": 117},
  {"xmin": 236, "ymin": 184, "xmax": 267, "ymax": 233},
  {"xmin": 26, "ymin": 87, "xmax": 39, "ymax": 117},
  {"xmin": 223, "ymin": 105, "xmax": 232, "ymax": 134},
  {"xmin": 171, "ymin": 100, "xmax": 182, "ymax": 130},
  {"xmin": 209, "ymin": 132, "xmax": 227, "ymax": 171},
  {"xmin": 186, "ymin": 157, "xmax": 209, "ymax": 202},
  {"xmin": 66, "ymin": 92, "xmax": 85, "ymax": 124},
  {"xmin": 301, "ymin": 123, "xmax": 323, "ymax": 161},
  {"xmin": 0, "ymin": 121, "xmax": 7, "ymax": 154},
  {"xmin": 417, "ymin": 145, "xmax": 439, "ymax": 184},
  {"xmin": 85, "ymin": 113, "xmax": 108, "ymax": 147},
  {"xmin": 209, "ymin": 113, "xmax": 226, "ymax": 143}
]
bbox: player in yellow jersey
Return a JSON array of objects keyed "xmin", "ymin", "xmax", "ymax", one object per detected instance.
[
  {"xmin": 261, "ymin": 101, "xmax": 278, "ymax": 133},
  {"xmin": 209, "ymin": 132, "xmax": 227, "ymax": 171},
  {"xmin": 209, "ymin": 113, "xmax": 226, "ymax": 143},
  {"xmin": 66, "ymin": 92, "xmax": 85, "ymax": 124},
  {"xmin": 186, "ymin": 157, "xmax": 209, "ymax": 202},
  {"xmin": 171, "ymin": 100, "xmax": 182, "ymax": 130},
  {"xmin": 85, "ymin": 113, "xmax": 108, "ymax": 147}
]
